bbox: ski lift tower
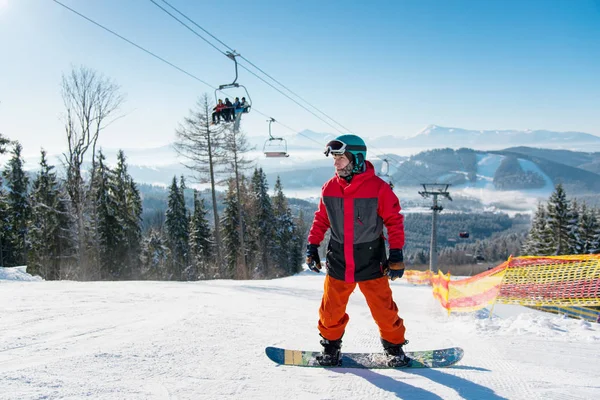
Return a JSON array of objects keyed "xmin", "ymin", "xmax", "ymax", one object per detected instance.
[{"xmin": 418, "ymin": 183, "xmax": 452, "ymax": 272}]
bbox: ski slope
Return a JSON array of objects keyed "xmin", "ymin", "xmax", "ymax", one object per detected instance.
[{"xmin": 1, "ymin": 268, "xmax": 599, "ymax": 399}]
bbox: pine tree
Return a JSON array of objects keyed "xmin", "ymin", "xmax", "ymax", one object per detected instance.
[
  {"xmin": 567, "ymin": 199, "xmax": 582, "ymax": 254},
  {"xmin": 592, "ymin": 208, "xmax": 600, "ymax": 254},
  {"xmin": 93, "ymin": 151, "xmax": 123, "ymax": 279},
  {"xmin": 523, "ymin": 202, "xmax": 554, "ymax": 256},
  {"xmin": 2, "ymin": 142, "xmax": 30, "ymax": 266},
  {"xmin": 165, "ymin": 176, "xmax": 190, "ymax": 280},
  {"xmin": 221, "ymin": 178, "xmax": 242, "ymax": 278},
  {"xmin": 579, "ymin": 204, "xmax": 599, "ymax": 254},
  {"xmin": 272, "ymin": 176, "xmax": 297, "ymax": 275},
  {"xmin": 0, "ymin": 132, "xmax": 9, "ymax": 268},
  {"xmin": 189, "ymin": 190, "xmax": 213, "ymax": 279},
  {"xmin": 248, "ymin": 168, "xmax": 275, "ymax": 277},
  {"xmin": 546, "ymin": 184, "xmax": 570, "ymax": 255},
  {"xmin": 0, "ymin": 179, "xmax": 9, "ymax": 267},
  {"xmin": 140, "ymin": 229, "xmax": 170, "ymax": 280},
  {"xmin": 113, "ymin": 150, "xmax": 142, "ymax": 279},
  {"xmin": 28, "ymin": 150, "xmax": 75, "ymax": 279},
  {"xmin": 0, "ymin": 133, "xmax": 9, "ymax": 155}
]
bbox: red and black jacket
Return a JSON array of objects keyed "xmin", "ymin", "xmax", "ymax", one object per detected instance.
[{"xmin": 308, "ymin": 161, "xmax": 405, "ymax": 283}]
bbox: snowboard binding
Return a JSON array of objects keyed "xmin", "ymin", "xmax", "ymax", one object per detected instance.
[
  {"xmin": 382, "ymin": 338, "xmax": 412, "ymax": 367},
  {"xmin": 316, "ymin": 336, "xmax": 342, "ymax": 366}
]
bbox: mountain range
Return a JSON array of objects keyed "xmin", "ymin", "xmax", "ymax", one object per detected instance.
[
  {"xmin": 375, "ymin": 125, "xmax": 600, "ymax": 151},
  {"xmin": 10, "ymin": 125, "xmax": 600, "ymax": 208}
]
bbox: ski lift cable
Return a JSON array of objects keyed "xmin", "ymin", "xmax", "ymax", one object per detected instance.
[
  {"xmin": 154, "ymin": 0, "xmax": 353, "ymax": 134},
  {"xmin": 52, "ymin": 0, "xmax": 431, "ymax": 185},
  {"xmin": 148, "ymin": 0, "xmax": 348, "ymax": 136},
  {"xmin": 52, "ymin": 0, "xmax": 328, "ymax": 152},
  {"xmin": 148, "ymin": 1, "xmax": 430, "ymax": 182},
  {"xmin": 52, "ymin": 0, "xmax": 215, "ymax": 89},
  {"xmin": 148, "ymin": 0, "xmax": 426, "ymax": 175}
]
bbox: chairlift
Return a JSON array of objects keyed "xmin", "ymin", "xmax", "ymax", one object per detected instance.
[
  {"xmin": 378, "ymin": 158, "xmax": 390, "ymax": 178},
  {"xmin": 377, "ymin": 158, "xmax": 394, "ymax": 189},
  {"xmin": 263, "ymin": 118, "xmax": 289, "ymax": 158},
  {"xmin": 214, "ymin": 51, "xmax": 252, "ymax": 132}
]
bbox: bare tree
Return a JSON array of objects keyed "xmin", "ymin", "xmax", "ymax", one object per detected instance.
[
  {"xmin": 61, "ymin": 66, "xmax": 124, "ymax": 279},
  {"xmin": 173, "ymin": 94, "xmax": 228, "ymax": 268},
  {"xmin": 221, "ymin": 125, "xmax": 255, "ymax": 275}
]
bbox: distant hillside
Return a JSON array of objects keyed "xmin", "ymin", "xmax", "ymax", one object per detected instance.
[
  {"xmin": 501, "ymin": 147, "xmax": 600, "ymax": 175},
  {"xmin": 491, "ymin": 149, "xmax": 600, "ymax": 193},
  {"xmin": 390, "ymin": 147, "xmax": 600, "ymax": 195}
]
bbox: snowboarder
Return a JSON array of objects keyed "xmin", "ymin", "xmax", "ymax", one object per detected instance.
[{"xmin": 305, "ymin": 134, "xmax": 410, "ymax": 367}]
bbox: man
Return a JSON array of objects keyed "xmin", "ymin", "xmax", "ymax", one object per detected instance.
[{"xmin": 305, "ymin": 134, "xmax": 409, "ymax": 367}]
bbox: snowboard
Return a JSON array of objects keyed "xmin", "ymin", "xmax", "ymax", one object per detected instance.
[{"xmin": 265, "ymin": 346, "xmax": 463, "ymax": 369}]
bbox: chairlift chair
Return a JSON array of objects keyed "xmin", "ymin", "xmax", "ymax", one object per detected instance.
[
  {"xmin": 378, "ymin": 158, "xmax": 390, "ymax": 178},
  {"xmin": 263, "ymin": 118, "xmax": 289, "ymax": 158},
  {"xmin": 377, "ymin": 157, "xmax": 394, "ymax": 188},
  {"xmin": 214, "ymin": 51, "xmax": 252, "ymax": 132}
]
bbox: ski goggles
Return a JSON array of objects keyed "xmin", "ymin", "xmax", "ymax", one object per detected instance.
[
  {"xmin": 324, "ymin": 140, "xmax": 347, "ymax": 156},
  {"xmin": 324, "ymin": 140, "xmax": 367, "ymax": 157}
]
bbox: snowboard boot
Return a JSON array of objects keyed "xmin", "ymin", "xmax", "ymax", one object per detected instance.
[
  {"xmin": 381, "ymin": 338, "xmax": 411, "ymax": 367},
  {"xmin": 316, "ymin": 335, "xmax": 342, "ymax": 366}
]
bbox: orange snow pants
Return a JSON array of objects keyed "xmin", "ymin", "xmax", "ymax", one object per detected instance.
[{"xmin": 318, "ymin": 275, "xmax": 406, "ymax": 344}]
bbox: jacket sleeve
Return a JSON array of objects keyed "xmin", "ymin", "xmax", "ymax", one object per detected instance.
[
  {"xmin": 307, "ymin": 196, "xmax": 330, "ymax": 246},
  {"xmin": 378, "ymin": 183, "xmax": 405, "ymax": 249}
]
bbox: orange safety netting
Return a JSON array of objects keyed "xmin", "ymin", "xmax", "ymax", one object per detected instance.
[
  {"xmin": 404, "ymin": 255, "xmax": 600, "ymax": 314},
  {"xmin": 404, "ymin": 270, "xmax": 433, "ymax": 285}
]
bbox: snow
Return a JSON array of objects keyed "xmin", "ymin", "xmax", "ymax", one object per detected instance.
[
  {"xmin": 1, "ymin": 268, "xmax": 599, "ymax": 399},
  {"xmin": 0, "ymin": 266, "xmax": 42, "ymax": 282}
]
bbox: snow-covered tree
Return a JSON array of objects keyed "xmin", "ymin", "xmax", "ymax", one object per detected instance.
[
  {"xmin": 140, "ymin": 229, "xmax": 170, "ymax": 280},
  {"xmin": 28, "ymin": 150, "xmax": 75, "ymax": 280},
  {"xmin": 165, "ymin": 176, "xmax": 189, "ymax": 280},
  {"xmin": 2, "ymin": 142, "xmax": 30, "ymax": 266},
  {"xmin": 189, "ymin": 190, "xmax": 213, "ymax": 279},
  {"xmin": 248, "ymin": 168, "xmax": 275, "ymax": 277},
  {"xmin": 523, "ymin": 202, "xmax": 554, "ymax": 256},
  {"xmin": 579, "ymin": 204, "xmax": 599, "ymax": 254},
  {"xmin": 272, "ymin": 176, "xmax": 300, "ymax": 275},
  {"xmin": 113, "ymin": 150, "xmax": 142, "ymax": 279},
  {"xmin": 546, "ymin": 184, "xmax": 570, "ymax": 255},
  {"xmin": 567, "ymin": 199, "xmax": 582, "ymax": 254},
  {"xmin": 221, "ymin": 178, "xmax": 244, "ymax": 278},
  {"xmin": 93, "ymin": 151, "xmax": 122, "ymax": 279}
]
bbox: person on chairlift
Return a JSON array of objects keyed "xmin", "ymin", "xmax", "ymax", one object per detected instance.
[
  {"xmin": 212, "ymin": 99, "xmax": 225, "ymax": 124},
  {"xmin": 223, "ymin": 98, "xmax": 233, "ymax": 122},
  {"xmin": 240, "ymin": 97, "xmax": 250, "ymax": 113}
]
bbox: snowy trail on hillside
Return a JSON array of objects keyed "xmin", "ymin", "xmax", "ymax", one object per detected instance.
[{"xmin": 1, "ymin": 271, "xmax": 599, "ymax": 399}]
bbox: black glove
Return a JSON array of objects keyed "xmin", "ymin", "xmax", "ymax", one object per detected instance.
[
  {"xmin": 386, "ymin": 248, "xmax": 405, "ymax": 281},
  {"xmin": 305, "ymin": 244, "xmax": 321, "ymax": 273}
]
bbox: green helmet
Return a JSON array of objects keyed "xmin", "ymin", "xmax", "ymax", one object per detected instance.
[{"xmin": 324, "ymin": 134, "xmax": 367, "ymax": 173}]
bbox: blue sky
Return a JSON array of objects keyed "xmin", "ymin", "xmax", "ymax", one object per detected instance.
[{"xmin": 0, "ymin": 0, "xmax": 599, "ymax": 157}]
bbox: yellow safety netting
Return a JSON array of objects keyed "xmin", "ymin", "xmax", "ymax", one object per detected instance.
[
  {"xmin": 497, "ymin": 255, "xmax": 600, "ymax": 307},
  {"xmin": 404, "ymin": 255, "xmax": 600, "ymax": 314}
]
